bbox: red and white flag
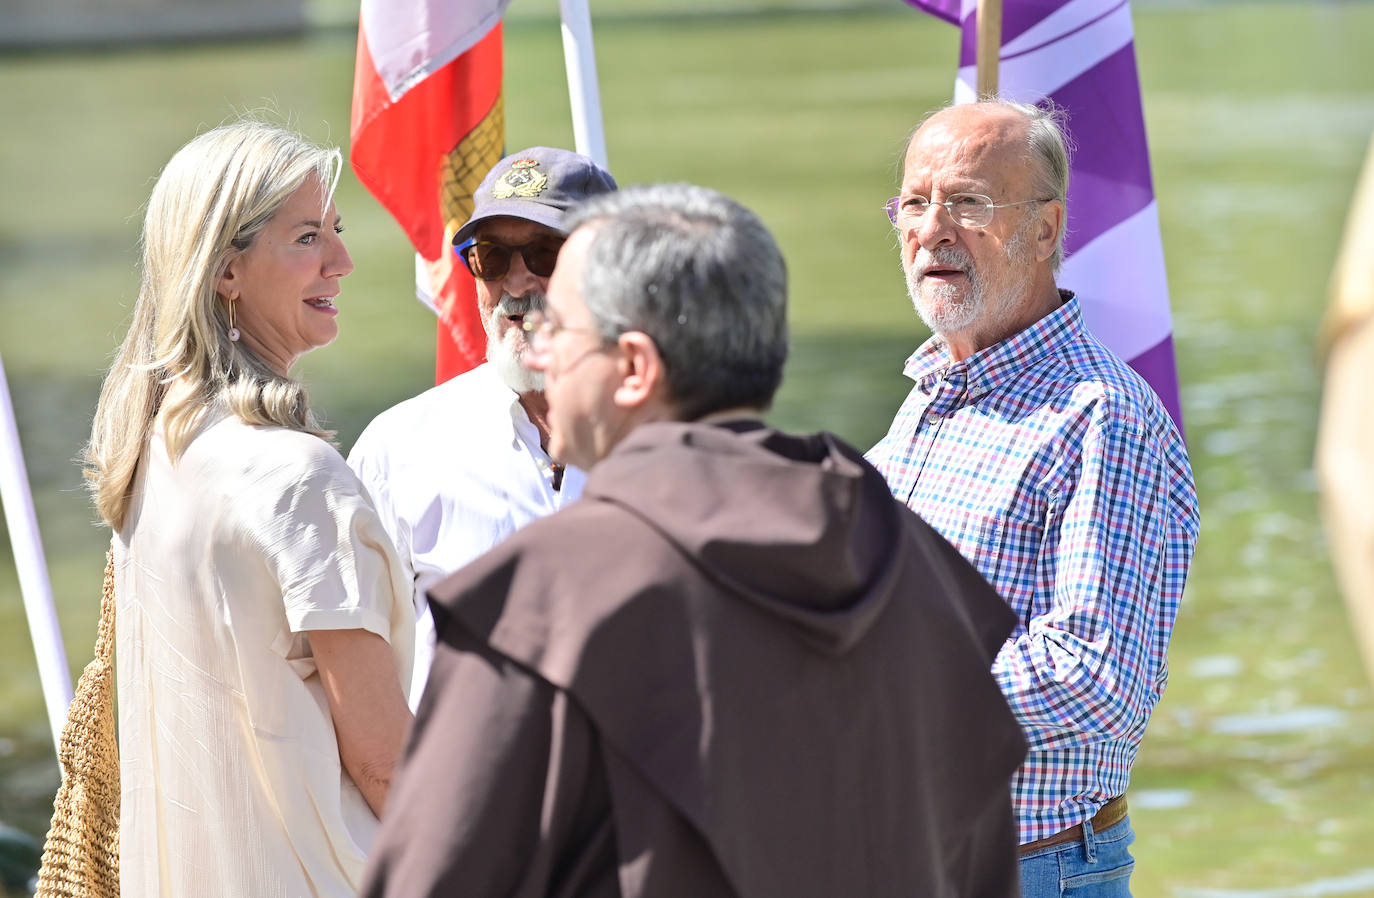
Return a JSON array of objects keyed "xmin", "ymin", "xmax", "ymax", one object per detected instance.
[{"xmin": 351, "ymin": 0, "xmax": 510, "ymax": 382}]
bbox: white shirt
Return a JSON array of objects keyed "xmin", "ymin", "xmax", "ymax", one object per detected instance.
[
  {"xmin": 116, "ymin": 412, "xmax": 415, "ymax": 897},
  {"xmin": 348, "ymin": 363, "xmax": 584, "ymax": 703}
]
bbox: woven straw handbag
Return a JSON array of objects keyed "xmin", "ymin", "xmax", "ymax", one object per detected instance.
[{"xmin": 34, "ymin": 550, "xmax": 120, "ymax": 898}]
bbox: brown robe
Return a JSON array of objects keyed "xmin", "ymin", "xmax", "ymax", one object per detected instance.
[{"xmin": 363, "ymin": 420, "xmax": 1026, "ymax": 898}]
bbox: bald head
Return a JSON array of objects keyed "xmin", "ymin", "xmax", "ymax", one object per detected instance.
[{"xmin": 903, "ymin": 104, "xmax": 1029, "ymax": 177}]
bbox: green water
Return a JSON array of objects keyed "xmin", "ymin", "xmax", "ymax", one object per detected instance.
[{"xmin": 2, "ymin": 3, "xmax": 1373, "ymax": 893}]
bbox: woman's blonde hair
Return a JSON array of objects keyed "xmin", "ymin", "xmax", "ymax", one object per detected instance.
[{"xmin": 84, "ymin": 120, "xmax": 342, "ymax": 530}]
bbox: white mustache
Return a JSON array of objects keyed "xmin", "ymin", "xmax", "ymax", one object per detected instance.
[
  {"xmin": 498, "ymin": 293, "xmax": 544, "ymax": 317},
  {"xmin": 911, "ymin": 246, "xmax": 973, "ymax": 280}
]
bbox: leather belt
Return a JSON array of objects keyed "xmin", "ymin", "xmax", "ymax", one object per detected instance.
[{"xmin": 1018, "ymin": 795, "xmax": 1128, "ymax": 855}]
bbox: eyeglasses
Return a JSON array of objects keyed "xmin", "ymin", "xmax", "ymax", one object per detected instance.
[
  {"xmin": 520, "ymin": 308, "xmax": 608, "ymax": 353},
  {"xmin": 883, "ymin": 193, "xmax": 1053, "ymax": 230},
  {"xmin": 454, "ymin": 236, "xmax": 566, "ymax": 280}
]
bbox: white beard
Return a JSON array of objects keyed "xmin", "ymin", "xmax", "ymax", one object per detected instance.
[
  {"xmin": 484, "ymin": 292, "xmax": 546, "ymax": 393},
  {"xmin": 903, "ymin": 221, "xmax": 1035, "ymax": 343},
  {"xmin": 905, "ymin": 243, "xmax": 980, "ymax": 334}
]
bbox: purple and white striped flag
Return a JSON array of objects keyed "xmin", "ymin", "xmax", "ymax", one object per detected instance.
[{"xmin": 905, "ymin": 0, "xmax": 1183, "ymax": 432}]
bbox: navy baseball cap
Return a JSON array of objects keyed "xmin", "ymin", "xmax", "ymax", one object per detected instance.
[{"xmin": 452, "ymin": 147, "xmax": 618, "ymax": 246}]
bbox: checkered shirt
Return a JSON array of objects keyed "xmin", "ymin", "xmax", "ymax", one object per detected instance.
[{"xmin": 866, "ymin": 294, "xmax": 1200, "ymax": 844}]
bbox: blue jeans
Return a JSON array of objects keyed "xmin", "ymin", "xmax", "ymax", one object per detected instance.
[{"xmin": 1018, "ymin": 815, "xmax": 1136, "ymax": 897}]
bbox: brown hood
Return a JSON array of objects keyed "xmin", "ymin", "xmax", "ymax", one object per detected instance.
[{"xmin": 582, "ymin": 420, "xmax": 913, "ymax": 656}]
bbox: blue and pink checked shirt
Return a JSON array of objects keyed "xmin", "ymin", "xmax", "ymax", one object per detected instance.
[{"xmin": 866, "ymin": 294, "xmax": 1199, "ymax": 844}]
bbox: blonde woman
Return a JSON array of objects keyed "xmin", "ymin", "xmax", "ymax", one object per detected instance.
[{"xmin": 83, "ymin": 121, "xmax": 414, "ymax": 896}]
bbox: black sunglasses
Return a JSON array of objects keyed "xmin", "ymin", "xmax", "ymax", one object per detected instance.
[{"xmin": 453, "ymin": 236, "xmax": 565, "ymax": 281}]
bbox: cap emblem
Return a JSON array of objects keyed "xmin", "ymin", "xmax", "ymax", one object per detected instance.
[{"xmin": 492, "ymin": 159, "xmax": 548, "ymax": 198}]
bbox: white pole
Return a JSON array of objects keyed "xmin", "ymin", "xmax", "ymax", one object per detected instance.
[
  {"xmin": 559, "ymin": 0, "xmax": 608, "ymax": 169},
  {"xmin": 0, "ymin": 349, "xmax": 71, "ymax": 752}
]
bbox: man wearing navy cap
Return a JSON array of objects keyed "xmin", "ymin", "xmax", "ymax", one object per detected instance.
[{"xmin": 349, "ymin": 148, "xmax": 618, "ymax": 703}]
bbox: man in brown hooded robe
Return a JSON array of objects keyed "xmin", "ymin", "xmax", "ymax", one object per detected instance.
[{"xmin": 362, "ymin": 184, "xmax": 1028, "ymax": 898}]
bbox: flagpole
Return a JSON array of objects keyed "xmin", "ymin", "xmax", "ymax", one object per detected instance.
[
  {"xmin": 0, "ymin": 350, "xmax": 71, "ymax": 752},
  {"xmin": 976, "ymin": 0, "xmax": 1001, "ymax": 97},
  {"xmin": 558, "ymin": 0, "xmax": 608, "ymax": 168}
]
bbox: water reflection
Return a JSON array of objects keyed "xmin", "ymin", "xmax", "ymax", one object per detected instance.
[
  {"xmin": 1175, "ymin": 867, "xmax": 1374, "ymax": 898},
  {"xmin": 1211, "ymin": 707, "xmax": 1348, "ymax": 736},
  {"xmin": 1132, "ymin": 788, "xmax": 1194, "ymax": 810}
]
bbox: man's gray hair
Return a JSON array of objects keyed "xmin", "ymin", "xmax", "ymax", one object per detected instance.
[
  {"xmin": 902, "ymin": 98, "xmax": 1072, "ymax": 271},
  {"xmin": 563, "ymin": 183, "xmax": 788, "ymax": 419}
]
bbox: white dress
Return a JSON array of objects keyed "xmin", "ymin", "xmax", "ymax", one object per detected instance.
[{"xmin": 114, "ymin": 410, "xmax": 415, "ymax": 897}]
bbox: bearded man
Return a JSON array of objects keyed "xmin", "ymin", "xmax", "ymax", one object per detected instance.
[
  {"xmin": 866, "ymin": 100, "xmax": 1199, "ymax": 897},
  {"xmin": 349, "ymin": 148, "xmax": 617, "ymax": 702}
]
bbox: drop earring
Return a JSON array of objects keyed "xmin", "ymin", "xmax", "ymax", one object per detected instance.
[{"xmin": 227, "ymin": 300, "xmax": 240, "ymax": 342}]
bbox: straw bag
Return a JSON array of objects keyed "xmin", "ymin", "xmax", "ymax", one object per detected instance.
[{"xmin": 34, "ymin": 550, "xmax": 120, "ymax": 898}]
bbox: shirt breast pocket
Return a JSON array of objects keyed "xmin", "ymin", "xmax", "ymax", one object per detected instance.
[{"xmin": 953, "ymin": 513, "xmax": 1045, "ymax": 619}]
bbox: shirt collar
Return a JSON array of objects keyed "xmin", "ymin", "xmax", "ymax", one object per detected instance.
[
  {"xmin": 902, "ymin": 289, "xmax": 1080, "ymax": 398},
  {"xmin": 467, "ymin": 362, "xmax": 528, "ymax": 423},
  {"xmin": 472, "ymin": 363, "xmax": 557, "ymax": 466}
]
